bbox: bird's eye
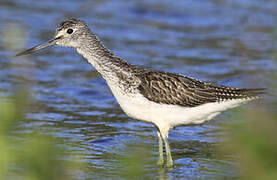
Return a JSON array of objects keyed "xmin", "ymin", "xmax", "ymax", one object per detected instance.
[{"xmin": 67, "ymin": 28, "xmax": 73, "ymax": 34}]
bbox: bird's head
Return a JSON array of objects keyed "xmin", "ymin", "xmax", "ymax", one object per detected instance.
[{"xmin": 16, "ymin": 18, "xmax": 90, "ymax": 56}]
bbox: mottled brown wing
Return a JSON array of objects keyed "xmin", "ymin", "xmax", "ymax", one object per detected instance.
[{"xmin": 137, "ymin": 71, "xmax": 265, "ymax": 107}]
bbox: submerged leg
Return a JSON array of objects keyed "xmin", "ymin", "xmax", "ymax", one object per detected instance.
[
  {"xmin": 164, "ymin": 136, "xmax": 173, "ymax": 167},
  {"xmin": 156, "ymin": 126, "xmax": 173, "ymax": 168},
  {"xmin": 157, "ymin": 131, "xmax": 164, "ymax": 166}
]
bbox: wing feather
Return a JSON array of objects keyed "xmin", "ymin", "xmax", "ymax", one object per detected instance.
[{"xmin": 136, "ymin": 71, "xmax": 265, "ymax": 107}]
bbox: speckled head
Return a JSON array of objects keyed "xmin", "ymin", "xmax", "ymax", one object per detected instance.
[
  {"xmin": 57, "ymin": 18, "xmax": 82, "ymax": 31},
  {"xmin": 15, "ymin": 18, "xmax": 92, "ymax": 56},
  {"xmin": 54, "ymin": 18, "xmax": 90, "ymax": 47}
]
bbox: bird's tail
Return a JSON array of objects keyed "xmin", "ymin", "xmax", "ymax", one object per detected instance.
[
  {"xmin": 221, "ymin": 88, "xmax": 266, "ymax": 100},
  {"xmin": 207, "ymin": 83, "xmax": 266, "ymax": 100},
  {"xmin": 234, "ymin": 88, "xmax": 266, "ymax": 99}
]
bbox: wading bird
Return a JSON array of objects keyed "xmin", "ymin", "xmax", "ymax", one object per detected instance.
[{"xmin": 16, "ymin": 19, "xmax": 264, "ymax": 167}]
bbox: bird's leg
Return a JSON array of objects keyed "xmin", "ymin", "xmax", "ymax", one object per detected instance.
[
  {"xmin": 164, "ymin": 136, "xmax": 173, "ymax": 167},
  {"xmin": 157, "ymin": 131, "xmax": 164, "ymax": 166},
  {"xmin": 160, "ymin": 130, "xmax": 173, "ymax": 168}
]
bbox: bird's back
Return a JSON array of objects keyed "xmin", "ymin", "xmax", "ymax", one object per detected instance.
[{"xmin": 135, "ymin": 70, "xmax": 265, "ymax": 107}]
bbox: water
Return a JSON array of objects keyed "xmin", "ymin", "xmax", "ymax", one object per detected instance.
[{"xmin": 0, "ymin": 0, "xmax": 274, "ymax": 179}]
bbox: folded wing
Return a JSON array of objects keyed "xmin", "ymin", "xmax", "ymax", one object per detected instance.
[{"xmin": 137, "ymin": 71, "xmax": 265, "ymax": 107}]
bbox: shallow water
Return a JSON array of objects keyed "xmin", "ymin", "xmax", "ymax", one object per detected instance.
[{"xmin": 0, "ymin": 0, "xmax": 274, "ymax": 179}]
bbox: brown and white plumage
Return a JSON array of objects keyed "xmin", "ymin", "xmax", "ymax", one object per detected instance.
[
  {"xmin": 136, "ymin": 70, "xmax": 264, "ymax": 107},
  {"xmin": 16, "ymin": 18, "xmax": 265, "ymax": 168}
]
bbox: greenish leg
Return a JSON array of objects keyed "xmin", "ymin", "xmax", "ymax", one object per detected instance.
[
  {"xmin": 164, "ymin": 136, "xmax": 173, "ymax": 167},
  {"xmin": 157, "ymin": 131, "xmax": 164, "ymax": 166}
]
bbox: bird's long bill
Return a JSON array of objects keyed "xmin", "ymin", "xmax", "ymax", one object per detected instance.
[{"xmin": 15, "ymin": 38, "xmax": 58, "ymax": 57}]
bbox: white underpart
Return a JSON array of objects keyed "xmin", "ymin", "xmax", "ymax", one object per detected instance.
[{"xmin": 108, "ymin": 83, "xmax": 252, "ymax": 135}]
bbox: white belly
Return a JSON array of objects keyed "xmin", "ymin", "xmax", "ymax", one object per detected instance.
[{"xmin": 110, "ymin": 86, "xmax": 251, "ymax": 131}]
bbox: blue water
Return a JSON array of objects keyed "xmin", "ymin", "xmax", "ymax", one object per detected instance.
[{"xmin": 0, "ymin": 0, "xmax": 274, "ymax": 179}]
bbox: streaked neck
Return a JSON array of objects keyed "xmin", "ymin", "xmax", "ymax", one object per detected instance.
[{"xmin": 76, "ymin": 33, "xmax": 132, "ymax": 80}]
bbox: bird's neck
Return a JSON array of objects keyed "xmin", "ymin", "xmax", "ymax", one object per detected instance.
[{"xmin": 76, "ymin": 35, "xmax": 132, "ymax": 81}]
